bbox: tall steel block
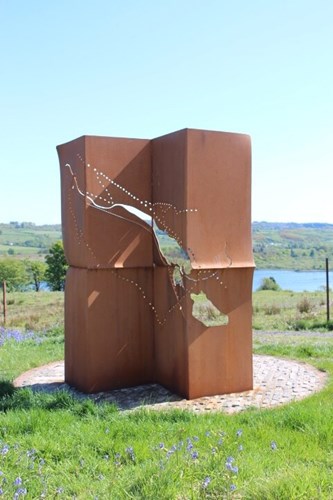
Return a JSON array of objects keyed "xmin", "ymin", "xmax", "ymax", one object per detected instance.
[{"xmin": 57, "ymin": 128, "xmax": 255, "ymax": 398}]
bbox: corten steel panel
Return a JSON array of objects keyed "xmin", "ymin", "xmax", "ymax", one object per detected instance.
[
  {"xmin": 152, "ymin": 129, "xmax": 254, "ymax": 269},
  {"xmin": 186, "ymin": 268, "xmax": 253, "ymax": 399},
  {"xmin": 152, "ymin": 129, "xmax": 254, "ymax": 398},
  {"xmin": 65, "ymin": 267, "xmax": 154, "ymax": 393},
  {"xmin": 153, "ymin": 267, "xmax": 253, "ymax": 399},
  {"xmin": 153, "ymin": 266, "xmax": 189, "ymax": 397},
  {"xmin": 186, "ymin": 129, "xmax": 253, "ymax": 268},
  {"xmin": 57, "ymin": 136, "xmax": 153, "ymax": 269}
]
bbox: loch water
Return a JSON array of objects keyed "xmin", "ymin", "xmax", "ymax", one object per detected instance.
[{"xmin": 253, "ymin": 269, "xmax": 333, "ymax": 292}]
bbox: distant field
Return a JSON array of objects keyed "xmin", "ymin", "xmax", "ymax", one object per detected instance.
[
  {"xmin": 1, "ymin": 221, "xmax": 333, "ymax": 270},
  {"xmin": 0, "ymin": 222, "xmax": 61, "ymax": 259}
]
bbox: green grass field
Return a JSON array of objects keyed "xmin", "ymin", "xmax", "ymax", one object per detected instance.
[{"xmin": 0, "ymin": 291, "xmax": 332, "ymax": 498}]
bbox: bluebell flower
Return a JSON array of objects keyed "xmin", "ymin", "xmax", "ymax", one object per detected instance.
[
  {"xmin": 14, "ymin": 478, "xmax": 22, "ymax": 486},
  {"xmin": 271, "ymin": 441, "xmax": 278, "ymax": 450},
  {"xmin": 236, "ymin": 429, "xmax": 242, "ymax": 437},
  {"xmin": 193, "ymin": 436, "xmax": 199, "ymax": 442},
  {"xmin": 186, "ymin": 442, "xmax": 193, "ymax": 451},
  {"xmin": 159, "ymin": 443, "xmax": 164, "ymax": 449},
  {"xmin": 14, "ymin": 488, "xmax": 27, "ymax": 498},
  {"xmin": 226, "ymin": 456, "xmax": 238, "ymax": 474},
  {"xmin": 191, "ymin": 451, "xmax": 199, "ymax": 460},
  {"xmin": 125, "ymin": 446, "xmax": 135, "ymax": 461},
  {"xmin": 166, "ymin": 444, "xmax": 177, "ymax": 459},
  {"xmin": 202, "ymin": 476, "xmax": 211, "ymax": 489},
  {"xmin": 230, "ymin": 484, "xmax": 237, "ymax": 492},
  {"xmin": 1, "ymin": 445, "xmax": 9, "ymax": 455}
]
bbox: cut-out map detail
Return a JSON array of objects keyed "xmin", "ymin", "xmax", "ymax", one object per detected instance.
[{"xmin": 65, "ymin": 159, "xmax": 229, "ymax": 328}]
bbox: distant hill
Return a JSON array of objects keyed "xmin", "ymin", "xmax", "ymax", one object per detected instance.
[
  {"xmin": 253, "ymin": 221, "xmax": 333, "ymax": 231},
  {"xmin": 252, "ymin": 221, "xmax": 333, "ymax": 270},
  {"xmin": 1, "ymin": 221, "xmax": 332, "ymax": 269}
]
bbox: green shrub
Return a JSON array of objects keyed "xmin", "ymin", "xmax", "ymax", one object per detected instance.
[
  {"xmin": 297, "ymin": 297, "xmax": 313, "ymax": 314},
  {"xmin": 257, "ymin": 277, "xmax": 281, "ymax": 291},
  {"xmin": 263, "ymin": 305, "xmax": 281, "ymax": 315}
]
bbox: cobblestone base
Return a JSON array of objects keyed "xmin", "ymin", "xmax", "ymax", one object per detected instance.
[{"xmin": 14, "ymin": 355, "xmax": 328, "ymax": 414}]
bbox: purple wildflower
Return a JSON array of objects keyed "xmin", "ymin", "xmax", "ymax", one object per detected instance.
[
  {"xmin": 193, "ymin": 436, "xmax": 199, "ymax": 442},
  {"xmin": 114, "ymin": 452, "xmax": 121, "ymax": 466},
  {"xmin": 14, "ymin": 477, "xmax": 22, "ymax": 486},
  {"xmin": 236, "ymin": 429, "xmax": 242, "ymax": 437},
  {"xmin": 177, "ymin": 441, "xmax": 183, "ymax": 450},
  {"xmin": 1, "ymin": 445, "xmax": 9, "ymax": 455},
  {"xmin": 202, "ymin": 476, "xmax": 211, "ymax": 489},
  {"xmin": 191, "ymin": 451, "xmax": 199, "ymax": 460},
  {"xmin": 125, "ymin": 446, "xmax": 135, "ymax": 461},
  {"xmin": 271, "ymin": 441, "xmax": 278, "ymax": 450},
  {"xmin": 226, "ymin": 456, "xmax": 238, "ymax": 474},
  {"xmin": 226, "ymin": 462, "xmax": 238, "ymax": 474},
  {"xmin": 159, "ymin": 443, "xmax": 164, "ymax": 449},
  {"xmin": 166, "ymin": 444, "xmax": 177, "ymax": 459},
  {"xmin": 14, "ymin": 488, "xmax": 27, "ymax": 498},
  {"xmin": 230, "ymin": 484, "xmax": 237, "ymax": 492}
]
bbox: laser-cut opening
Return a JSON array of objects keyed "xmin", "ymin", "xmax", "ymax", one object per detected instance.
[
  {"xmin": 153, "ymin": 223, "xmax": 191, "ymax": 270},
  {"xmin": 190, "ymin": 292, "xmax": 229, "ymax": 327}
]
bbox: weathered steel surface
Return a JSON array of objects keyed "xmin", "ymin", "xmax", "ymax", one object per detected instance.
[{"xmin": 57, "ymin": 128, "xmax": 254, "ymax": 398}]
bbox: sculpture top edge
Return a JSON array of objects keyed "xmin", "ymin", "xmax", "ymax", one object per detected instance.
[{"xmin": 56, "ymin": 128, "xmax": 251, "ymax": 150}]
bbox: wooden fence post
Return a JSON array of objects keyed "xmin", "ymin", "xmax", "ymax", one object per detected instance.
[
  {"xmin": 2, "ymin": 280, "xmax": 7, "ymax": 325},
  {"xmin": 326, "ymin": 258, "xmax": 330, "ymax": 323}
]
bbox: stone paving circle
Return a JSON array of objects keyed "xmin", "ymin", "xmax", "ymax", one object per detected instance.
[{"xmin": 14, "ymin": 355, "xmax": 328, "ymax": 414}]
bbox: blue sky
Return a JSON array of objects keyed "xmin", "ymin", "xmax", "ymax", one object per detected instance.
[{"xmin": 1, "ymin": 0, "xmax": 332, "ymax": 224}]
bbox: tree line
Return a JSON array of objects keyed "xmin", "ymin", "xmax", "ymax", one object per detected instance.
[{"xmin": 0, "ymin": 242, "xmax": 67, "ymax": 292}]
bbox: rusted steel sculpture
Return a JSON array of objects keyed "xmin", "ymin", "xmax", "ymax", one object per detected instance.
[{"xmin": 57, "ymin": 128, "xmax": 254, "ymax": 399}]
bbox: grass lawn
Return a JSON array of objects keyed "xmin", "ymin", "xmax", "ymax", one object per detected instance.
[{"xmin": 0, "ymin": 291, "xmax": 332, "ymax": 498}]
